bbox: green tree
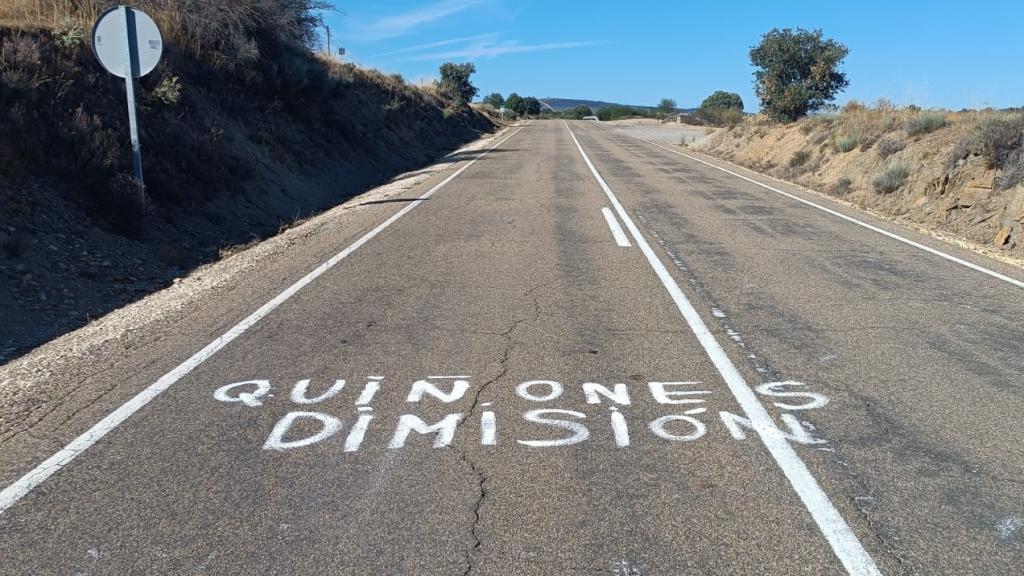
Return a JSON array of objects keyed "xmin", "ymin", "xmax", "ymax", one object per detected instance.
[
  {"xmin": 565, "ymin": 105, "xmax": 594, "ymax": 119},
  {"xmin": 658, "ymin": 98, "xmax": 677, "ymax": 115},
  {"xmin": 438, "ymin": 62, "xmax": 479, "ymax": 106},
  {"xmin": 749, "ymin": 28, "xmax": 849, "ymax": 122},
  {"xmin": 597, "ymin": 104, "xmax": 641, "ymax": 121},
  {"xmin": 523, "ymin": 96, "xmax": 542, "ymax": 117},
  {"xmin": 700, "ymin": 91, "xmax": 744, "ymax": 111},
  {"xmin": 506, "ymin": 92, "xmax": 525, "ymax": 116},
  {"xmin": 482, "ymin": 92, "xmax": 504, "ymax": 108}
]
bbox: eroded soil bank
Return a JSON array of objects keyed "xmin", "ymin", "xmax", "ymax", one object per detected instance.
[{"xmin": 693, "ymin": 107, "xmax": 1024, "ymax": 266}]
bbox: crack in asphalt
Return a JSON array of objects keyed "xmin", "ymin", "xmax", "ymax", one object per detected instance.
[{"xmin": 449, "ymin": 280, "xmax": 551, "ymax": 576}]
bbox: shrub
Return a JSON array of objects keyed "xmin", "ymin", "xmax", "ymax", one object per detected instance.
[
  {"xmin": 872, "ymin": 162, "xmax": 910, "ymax": 193},
  {"xmin": 598, "ymin": 104, "xmax": 644, "ymax": 121},
  {"xmin": 789, "ymin": 150, "xmax": 811, "ymax": 167},
  {"xmin": 831, "ymin": 177, "xmax": 853, "ymax": 195},
  {"xmin": 834, "ymin": 134, "xmax": 859, "ymax": 153},
  {"xmin": 810, "ymin": 129, "xmax": 830, "ymax": 146},
  {"xmin": 53, "ymin": 19, "xmax": 85, "ymax": 50},
  {"xmin": 697, "ymin": 106, "xmax": 744, "ymax": 127},
  {"xmin": 997, "ymin": 147, "xmax": 1024, "ymax": 190},
  {"xmin": 876, "ymin": 137, "xmax": 905, "ymax": 158},
  {"xmin": 565, "ymin": 105, "xmax": 593, "ymax": 120},
  {"xmin": 151, "ymin": 75, "xmax": 183, "ymax": 105},
  {"xmin": 750, "ymin": 28, "xmax": 850, "ymax": 122},
  {"xmin": 969, "ymin": 113, "xmax": 1024, "ymax": 168},
  {"xmin": 1, "ymin": 35, "xmax": 41, "ymax": 69},
  {"xmin": 904, "ymin": 111, "xmax": 947, "ymax": 136},
  {"xmin": 658, "ymin": 98, "xmax": 677, "ymax": 115}
]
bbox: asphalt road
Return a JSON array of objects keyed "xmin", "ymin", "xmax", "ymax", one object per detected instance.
[{"xmin": 1, "ymin": 120, "xmax": 1023, "ymax": 575}]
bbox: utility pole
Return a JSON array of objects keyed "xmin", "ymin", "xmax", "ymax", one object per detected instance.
[{"xmin": 324, "ymin": 24, "xmax": 332, "ymax": 55}]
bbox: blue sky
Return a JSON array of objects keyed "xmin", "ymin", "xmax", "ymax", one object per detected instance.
[{"xmin": 323, "ymin": 0, "xmax": 1023, "ymax": 111}]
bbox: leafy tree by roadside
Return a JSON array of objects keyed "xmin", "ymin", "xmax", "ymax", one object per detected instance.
[
  {"xmin": 565, "ymin": 105, "xmax": 594, "ymax": 119},
  {"xmin": 749, "ymin": 28, "xmax": 849, "ymax": 122},
  {"xmin": 482, "ymin": 92, "xmax": 504, "ymax": 108},
  {"xmin": 438, "ymin": 62, "xmax": 478, "ymax": 106},
  {"xmin": 658, "ymin": 98, "xmax": 677, "ymax": 115},
  {"xmin": 506, "ymin": 92, "xmax": 525, "ymax": 116},
  {"xmin": 700, "ymin": 91, "xmax": 744, "ymax": 111},
  {"xmin": 523, "ymin": 96, "xmax": 542, "ymax": 117}
]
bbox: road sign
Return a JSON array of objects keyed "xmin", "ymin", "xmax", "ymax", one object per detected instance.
[
  {"xmin": 92, "ymin": 5, "xmax": 163, "ymax": 194},
  {"xmin": 92, "ymin": 6, "xmax": 163, "ymax": 78}
]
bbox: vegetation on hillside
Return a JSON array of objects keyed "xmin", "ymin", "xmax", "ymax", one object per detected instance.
[
  {"xmin": 698, "ymin": 101, "xmax": 1024, "ymax": 254},
  {"xmin": 0, "ymin": 0, "xmax": 496, "ymax": 358},
  {"xmin": 1, "ymin": 0, "xmax": 331, "ymax": 60},
  {"xmin": 0, "ymin": 2, "xmax": 491, "ymax": 230}
]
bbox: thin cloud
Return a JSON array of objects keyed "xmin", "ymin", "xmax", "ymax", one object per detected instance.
[
  {"xmin": 408, "ymin": 40, "xmax": 608, "ymax": 61},
  {"xmin": 353, "ymin": 0, "xmax": 485, "ymax": 40},
  {"xmin": 368, "ymin": 33, "xmax": 500, "ymax": 59}
]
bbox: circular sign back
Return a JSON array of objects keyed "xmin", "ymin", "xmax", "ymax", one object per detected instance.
[{"xmin": 92, "ymin": 6, "xmax": 163, "ymax": 79}]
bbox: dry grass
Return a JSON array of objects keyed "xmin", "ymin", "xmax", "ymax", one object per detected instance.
[
  {"xmin": 1, "ymin": 0, "xmax": 330, "ymax": 61},
  {"xmin": 697, "ymin": 101, "xmax": 1024, "ymax": 259}
]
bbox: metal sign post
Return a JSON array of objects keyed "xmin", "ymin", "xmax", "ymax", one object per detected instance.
[
  {"xmin": 92, "ymin": 6, "xmax": 163, "ymax": 193},
  {"xmin": 120, "ymin": 7, "xmax": 144, "ymax": 184}
]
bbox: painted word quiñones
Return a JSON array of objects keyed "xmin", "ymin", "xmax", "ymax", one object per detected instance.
[{"xmin": 213, "ymin": 376, "xmax": 829, "ymax": 452}]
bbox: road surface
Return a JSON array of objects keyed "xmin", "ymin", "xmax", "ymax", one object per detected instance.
[{"xmin": 1, "ymin": 120, "xmax": 1022, "ymax": 575}]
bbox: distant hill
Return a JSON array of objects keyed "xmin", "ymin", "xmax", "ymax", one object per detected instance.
[
  {"xmin": 539, "ymin": 98, "xmax": 631, "ymax": 111},
  {"xmin": 539, "ymin": 97, "xmax": 697, "ymax": 113}
]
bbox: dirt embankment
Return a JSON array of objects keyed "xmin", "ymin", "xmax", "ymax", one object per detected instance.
[
  {"xmin": 0, "ymin": 21, "xmax": 494, "ymax": 362},
  {"xmin": 694, "ymin": 105, "xmax": 1024, "ymax": 264}
]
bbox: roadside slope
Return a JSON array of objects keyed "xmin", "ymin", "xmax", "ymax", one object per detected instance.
[
  {"xmin": 694, "ymin": 106, "xmax": 1024, "ymax": 266},
  {"xmin": 0, "ymin": 15, "xmax": 494, "ymax": 362}
]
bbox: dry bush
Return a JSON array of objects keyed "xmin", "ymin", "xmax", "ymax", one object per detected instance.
[
  {"xmin": 831, "ymin": 177, "xmax": 853, "ymax": 195},
  {"xmin": 969, "ymin": 113, "xmax": 1024, "ymax": 168},
  {"xmin": 1, "ymin": 0, "xmax": 331, "ymax": 63},
  {"xmin": 789, "ymin": 149, "xmax": 811, "ymax": 167},
  {"xmin": 834, "ymin": 134, "xmax": 859, "ymax": 153},
  {"xmin": 696, "ymin": 106, "xmax": 744, "ymax": 127},
  {"xmin": 904, "ymin": 110, "xmax": 948, "ymax": 136},
  {"xmin": 872, "ymin": 162, "xmax": 910, "ymax": 193},
  {"xmin": 836, "ymin": 101, "xmax": 905, "ymax": 145},
  {"xmin": 876, "ymin": 137, "xmax": 906, "ymax": 158}
]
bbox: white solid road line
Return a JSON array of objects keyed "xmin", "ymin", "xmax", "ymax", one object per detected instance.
[
  {"xmin": 639, "ymin": 137, "xmax": 1024, "ymax": 290},
  {"xmin": 601, "ymin": 207, "xmax": 632, "ymax": 247},
  {"xmin": 564, "ymin": 121, "xmax": 882, "ymax": 576},
  {"xmin": 0, "ymin": 123, "xmax": 529, "ymax": 516}
]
